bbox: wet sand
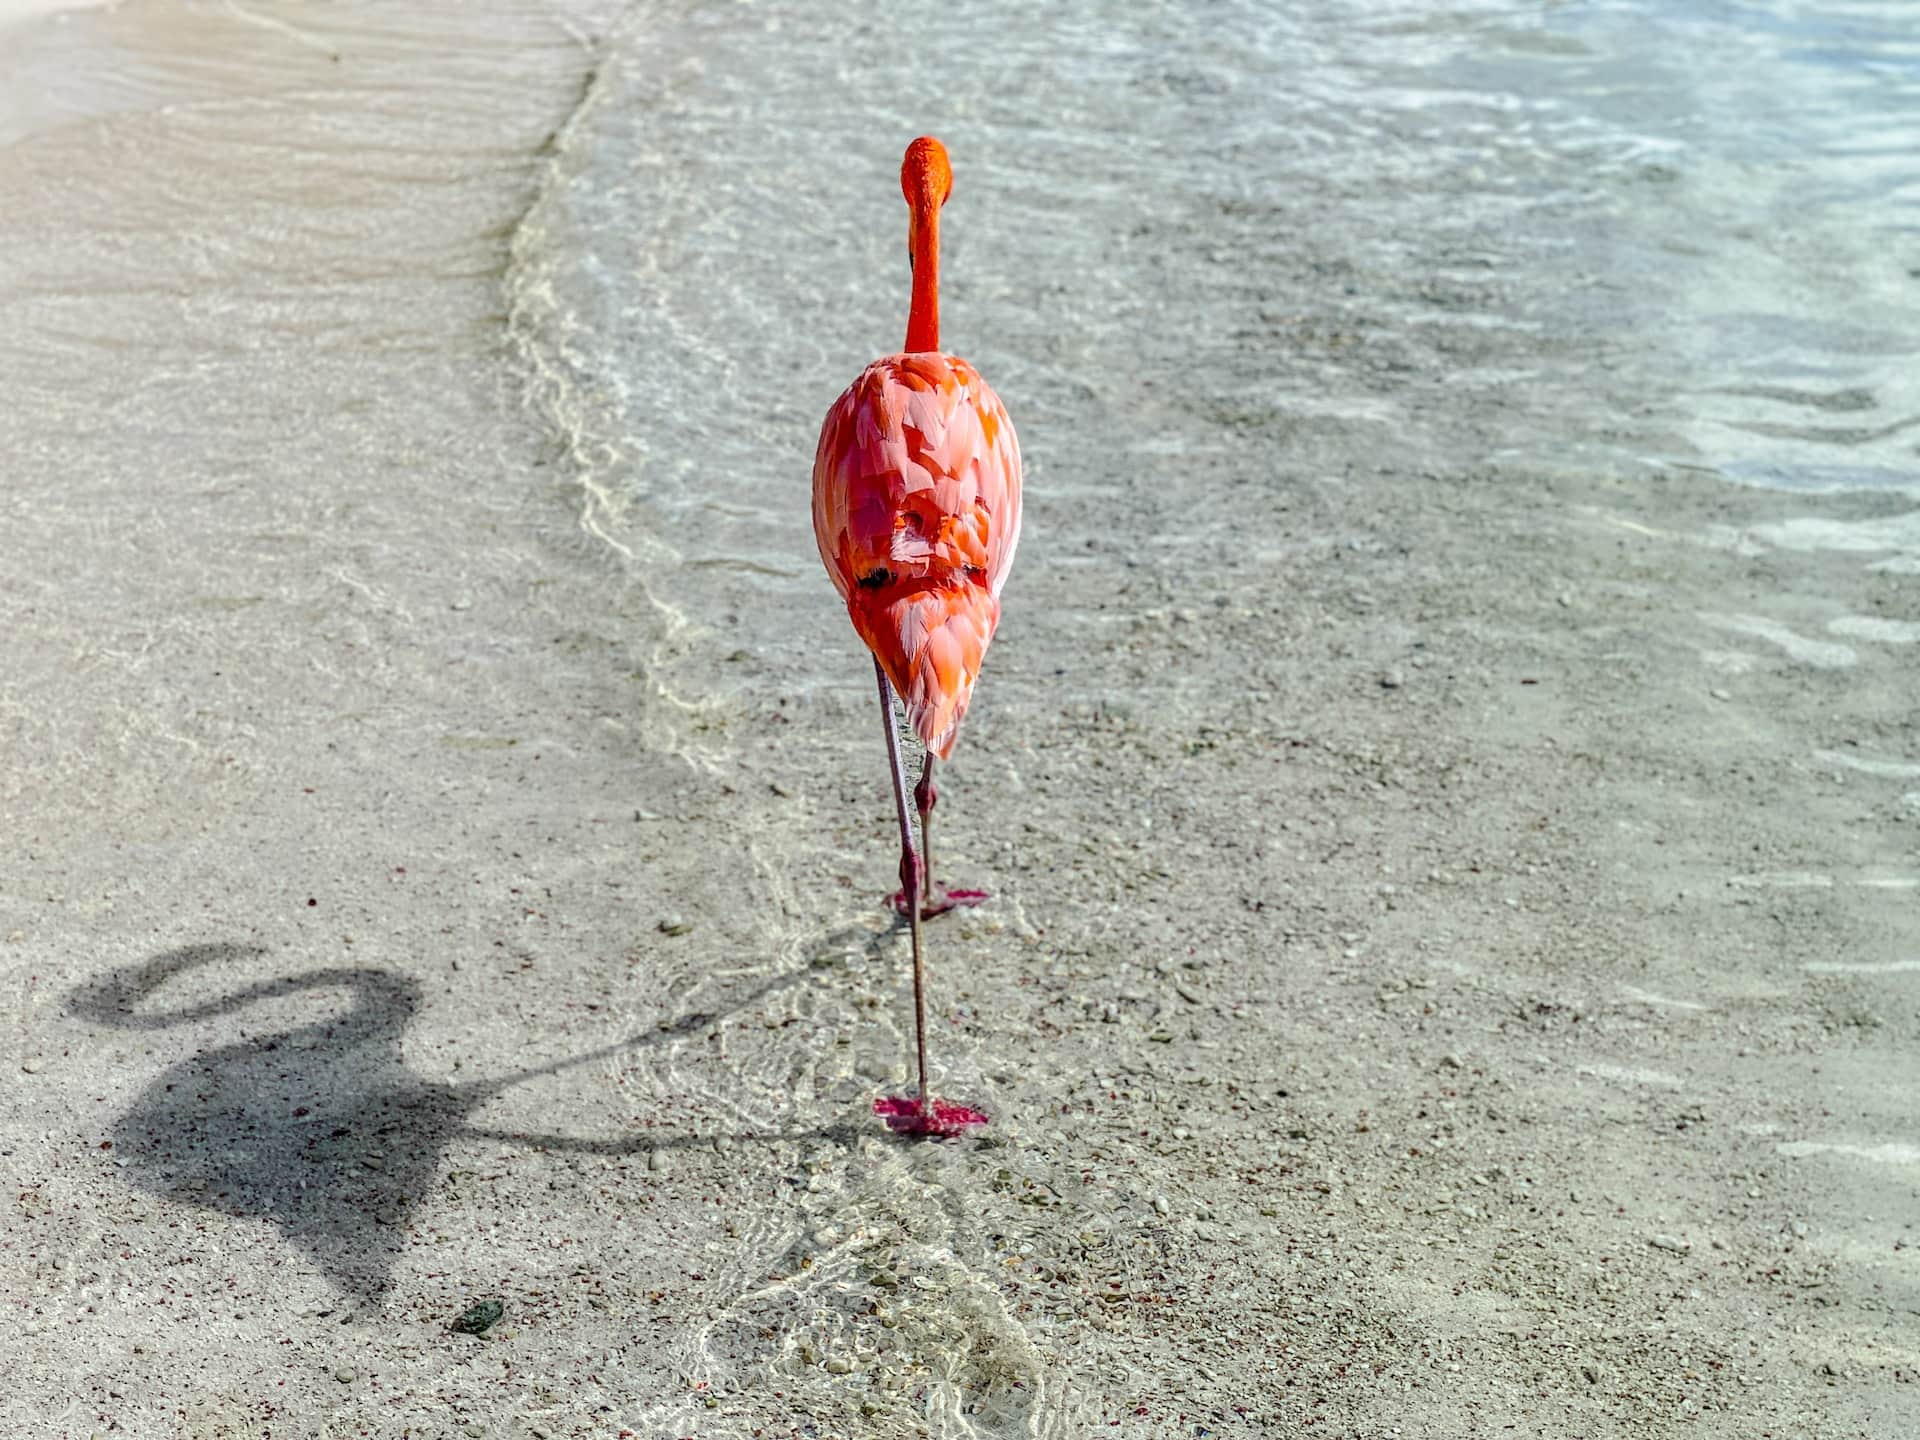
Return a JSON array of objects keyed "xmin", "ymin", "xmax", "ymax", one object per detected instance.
[{"xmin": 4, "ymin": 2, "xmax": 1917, "ymax": 1437}]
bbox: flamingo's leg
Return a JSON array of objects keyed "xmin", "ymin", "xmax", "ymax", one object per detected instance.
[
  {"xmin": 915, "ymin": 756, "xmax": 938, "ymax": 907},
  {"xmin": 870, "ymin": 663, "xmax": 990, "ymax": 1138},
  {"xmin": 874, "ymin": 659, "xmax": 931, "ymax": 1116},
  {"xmin": 888, "ymin": 754, "xmax": 989, "ymax": 919}
]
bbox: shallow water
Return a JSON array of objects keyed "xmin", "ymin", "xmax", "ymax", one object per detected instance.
[
  {"xmin": 1563, "ymin": 2, "xmax": 1920, "ymax": 501},
  {"xmin": 503, "ymin": 0, "xmax": 1920, "ymax": 1429},
  {"xmin": 513, "ymin": 0, "xmax": 1920, "ymax": 728}
]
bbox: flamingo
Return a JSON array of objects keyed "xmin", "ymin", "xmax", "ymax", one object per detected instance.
[{"xmin": 812, "ymin": 137, "xmax": 1022, "ymax": 1138}]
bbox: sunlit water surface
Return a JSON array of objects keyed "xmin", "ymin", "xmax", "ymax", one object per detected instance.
[
  {"xmin": 513, "ymin": 0, "xmax": 1919, "ymax": 717},
  {"xmin": 503, "ymin": 0, "xmax": 1919, "ymax": 1426}
]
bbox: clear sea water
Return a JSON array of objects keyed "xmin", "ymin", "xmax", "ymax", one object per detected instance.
[
  {"xmin": 504, "ymin": 15, "xmax": 1918, "ymax": 1417},
  {"xmin": 509, "ymin": 0, "xmax": 1920, "ymax": 754}
]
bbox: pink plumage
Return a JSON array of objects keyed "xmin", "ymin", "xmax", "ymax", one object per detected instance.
[{"xmin": 812, "ymin": 351, "xmax": 1021, "ymax": 758}]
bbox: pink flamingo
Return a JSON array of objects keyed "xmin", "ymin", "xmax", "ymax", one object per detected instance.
[{"xmin": 811, "ymin": 137, "xmax": 1023, "ymax": 1136}]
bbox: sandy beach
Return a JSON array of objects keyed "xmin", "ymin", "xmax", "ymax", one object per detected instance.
[{"xmin": 4, "ymin": 1, "xmax": 1917, "ymax": 1437}]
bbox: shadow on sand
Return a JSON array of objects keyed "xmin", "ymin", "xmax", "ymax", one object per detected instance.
[{"xmin": 66, "ymin": 936, "xmax": 890, "ymax": 1304}]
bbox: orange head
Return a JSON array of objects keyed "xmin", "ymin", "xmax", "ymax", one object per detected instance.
[{"xmin": 901, "ymin": 136, "xmax": 953, "ymax": 212}]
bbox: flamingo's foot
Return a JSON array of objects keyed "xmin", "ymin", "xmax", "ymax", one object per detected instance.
[
  {"xmin": 886, "ymin": 886, "xmax": 988, "ymax": 920},
  {"xmin": 874, "ymin": 1095, "xmax": 990, "ymax": 1137}
]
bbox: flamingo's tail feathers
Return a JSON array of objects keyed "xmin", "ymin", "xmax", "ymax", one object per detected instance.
[{"xmin": 856, "ymin": 584, "xmax": 999, "ymax": 760}]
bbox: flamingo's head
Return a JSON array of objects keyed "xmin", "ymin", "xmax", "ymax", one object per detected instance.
[{"xmin": 901, "ymin": 136, "xmax": 952, "ymax": 214}]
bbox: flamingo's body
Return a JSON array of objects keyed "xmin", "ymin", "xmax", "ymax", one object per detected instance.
[
  {"xmin": 812, "ymin": 352, "xmax": 1021, "ymax": 758},
  {"xmin": 812, "ymin": 137, "xmax": 1019, "ymax": 1136}
]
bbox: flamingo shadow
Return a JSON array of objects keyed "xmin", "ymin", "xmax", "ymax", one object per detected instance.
[{"xmin": 67, "ymin": 937, "xmax": 883, "ymax": 1304}]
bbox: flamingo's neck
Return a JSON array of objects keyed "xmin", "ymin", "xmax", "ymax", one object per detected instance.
[{"xmin": 905, "ymin": 203, "xmax": 940, "ymax": 353}]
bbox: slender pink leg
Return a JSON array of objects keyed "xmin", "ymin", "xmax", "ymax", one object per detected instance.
[
  {"xmin": 870, "ymin": 660, "xmax": 987, "ymax": 1137},
  {"xmin": 889, "ymin": 754, "xmax": 988, "ymax": 920},
  {"xmin": 874, "ymin": 659, "xmax": 931, "ymax": 1115}
]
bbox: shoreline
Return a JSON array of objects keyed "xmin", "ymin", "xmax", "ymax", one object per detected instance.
[{"xmin": 0, "ymin": 0, "xmax": 733, "ymax": 1431}]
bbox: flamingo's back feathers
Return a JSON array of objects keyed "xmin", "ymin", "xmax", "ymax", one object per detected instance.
[{"xmin": 813, "ymin": 352, "xmax": 1021, "ymax": 756}]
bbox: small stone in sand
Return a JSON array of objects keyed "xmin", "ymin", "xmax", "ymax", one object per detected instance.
[{"xmin": 450, "ymin": 1299, "xmax": 505, "ymax": 1336}]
